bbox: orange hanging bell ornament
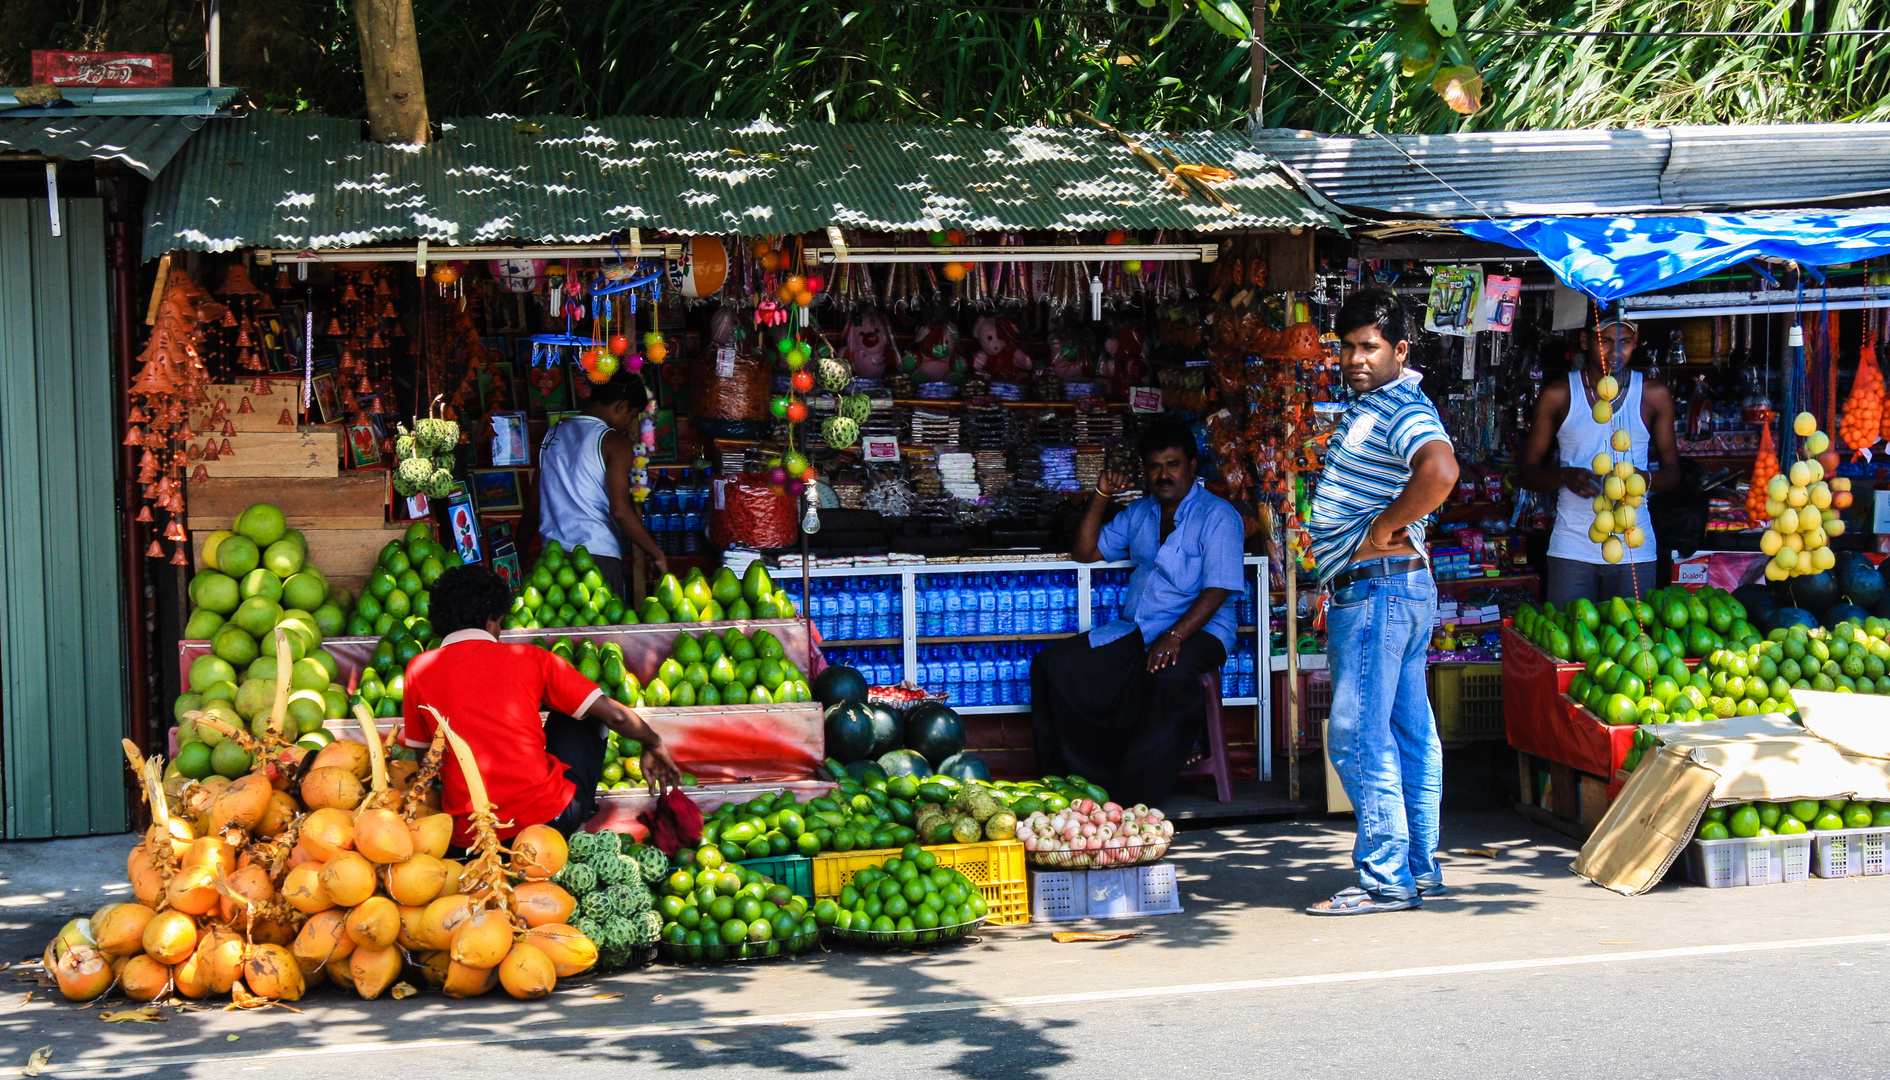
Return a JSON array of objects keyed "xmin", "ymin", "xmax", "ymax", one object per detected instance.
[
  {"xmin": 187, "ymin": 442, "xmax": 202, "ymax": 460},
  {"xmin": 122, "ymin": 425, "xmax": 144, "ymax": 446},
  {"xmin": 128, "ymin": 405, "xmax": 147, "ymax": 423},
  {"xmin": 170, "ymin": 545, "xmax": 189, "ymax": 566},
  {"xmin": 191, "ymin": 464, "xmax": 210, "ymax": 482},
  {"xmin": 220, "ymin": 307, "xmax": 238, "ymax": 328},
  {"xmin": 235, "ymin": 322, "xmax": 254, "ymax": 348},
  {"xmin": 341, "ymin": 282, "xmax": 360, "ymax": 303},
  {"xmin": 219, "ymin": 438, "xmax": 234, "ymax": 457},
  {"xmin": 250, "ymin": 376, "xmax": 271, "ymax": 395},
  {"xmin": 220, "ymin": 419, "xmax": 235, "ymax": 437},
  {"xmin": 238, "ymin": 396, "xmax": 254, "ymax": 413},
  {"xmin": 135, "ymin": 505, "xmax": 153, "ymax": 522},
  {"xmin": 146, "ymin": 540, "xmax": 164, "ymax": 558},
  {"xmin": 278, "ymin": 408, "xmax": 293, "ymax": 426},
  {"xmin": 369, "ymin": 331, "xmax": 384, "ymax": 349},
  {"xmin": 201, "ymin": 440, "xmax": 220, "ymax": 461},
  {"xmin": 357, "ymin": 376, "xmax": 372, "ymax": 394},
  {"xmin": 164, "ymin": 520, "xmax": 187, "ymax": 541}
]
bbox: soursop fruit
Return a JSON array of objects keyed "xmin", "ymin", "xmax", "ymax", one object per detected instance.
[
  {"xmin": 841, "ymin": 393, "xmax": 872, "ymax": 422},
  {"xmin": 415, "ymin": 417, "xmax": 460, "ymax": 455},
  {"xmin": 555, "ymin": 861, "xmax": 598, "ymax": 895},
  {"xmin": 822, "ymin": 415, "xmax": 860, "ymax": 450},
  {"xmin": 394, "ymin": 434, "xmax": 417, "ymax": 460},
  {"xmin": 627, "ymin": 844, "xmax": 669, "ymax": 884},
  {"xmin": 581, "ymin": 888, "xmax": 619, "ymax": 921},
  {"xmin": 817, "ymin": 356, "xmax": 852, "ymax": 393},
  {"xmin": 394, "ymin": 455, "xmax": 433, "ymax": 496},
  {"xmin": 423, "ymin": 467, "xmax": 456, "ymax": 499}
]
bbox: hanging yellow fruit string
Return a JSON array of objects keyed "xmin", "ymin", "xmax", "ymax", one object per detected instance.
[
  {"xmin": 1583, "ymin": 321, "xmax": 1649, "ymax": 566},
  {"xmin": 1761, "ymin": 412, "xmax": 1847, "ymax": 580}
]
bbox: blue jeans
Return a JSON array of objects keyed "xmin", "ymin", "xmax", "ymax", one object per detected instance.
[{"xmin": 1325, "ymin": 565, "xmax": 1441, "ymax": 900}]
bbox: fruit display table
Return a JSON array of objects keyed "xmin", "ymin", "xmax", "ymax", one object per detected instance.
[
  {"xmin": 585, "ymin": 778, "xmax": 838, "ymax": 833},
  {"xmin": 178, "ymin": 616, "xmax": 825, "ymax": 690}
]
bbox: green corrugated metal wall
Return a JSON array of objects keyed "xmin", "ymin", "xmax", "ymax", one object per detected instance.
[{"xmin": 0, "ymin": 198, "xmax": 129, "ymax": 838}]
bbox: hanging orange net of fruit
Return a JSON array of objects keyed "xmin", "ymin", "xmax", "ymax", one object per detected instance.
[
  {"xmin": 1745, "ymin": 421, "xmax": 1780, "ymax": 523},
  {"xmin": 1841, "ymin": 332, "xmax": 1883, "ymax": 454}
]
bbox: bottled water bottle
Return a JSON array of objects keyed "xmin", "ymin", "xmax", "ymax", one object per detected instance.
[
  {"xmin": 978, "ymin": 646, "xmax": 998, "ymax": 706},
  {"xmin": 995, "ymin": 575, "xmax": 1015, "ymax": 634},
  {"xmin": 874, "ymin": 580, "xmax": 894, "ymax": 638},
  {"xmin": 836, "ymin": 584, "xmax": 857, "ymax": 641},
  {"xmin": 923, "ymin": 647, "xmax": 944, "ymax": 689},
  {"xmin": 978, "ymin": 576, "xmax": 998, "ymax": 635},
  {"xmin": 1030, "ymin": 574, "xmax": 1050, "ymax": 634},
  {"xmin": 944, "ymin": 579, "xmax": 964, "ymax": 637},
  {"xmin": 820, "ymin": 582, "xmax": 841, "ymax": 639}
]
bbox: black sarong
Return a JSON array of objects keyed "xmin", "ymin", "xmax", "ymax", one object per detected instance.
[{"xmin": 1029, "ymin": 628, "xmax": 1226, "ymax": 806}]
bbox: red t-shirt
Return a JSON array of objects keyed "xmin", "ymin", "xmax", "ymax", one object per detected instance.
[{"xmin": 401, "ymin": 630, "xmax": 603, "ymax": 846}]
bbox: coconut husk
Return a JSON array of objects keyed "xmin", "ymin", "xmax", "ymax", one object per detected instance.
[
  {"xmin": 267, "ymin": 628, "xmax": 294, "ymax": 743},
  {"xmin": 427, "ymin": 709, "xmax": 515, "ymax": 920},
  {"xmin": 352, "ymin": 704, "xmax": 401, "ymax": 812},
  {"xmin": 402, "ymin": 725, "xmax": 447, "ymax": 822}
]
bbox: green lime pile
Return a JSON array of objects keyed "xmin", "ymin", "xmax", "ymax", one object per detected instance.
[
  {"xmin": 505, "ymin": 542, "xmax": 627, "ymax": 629},
  {"xmin": 554, "ymin": 830, "xmax": 667, "ymax": 970},
  {"xmin": 172, "ymin": 646, "xmax": 352, "ymax": 780},
  {"xmin": 350, "ymin": 523, "xmax": 457, "ymax": 637},
  {"xmin": 350, "ymin": 614, "xmax": 443, "ymax": 718},
  {"xmin": 820, "ymin": 844, "xmax": 990, "ymax": 944},
  {"xmin": 185, "ymin": 502, "xmax": 356, "ymax": 666},
  {"xmin": 654, "ymin": 848, "xmax": 817, "ymax": 961},
  {"xmin": 644, "ymin": 627, "xmax": 810, "ymax": 707},
  {"xmin": 1696, "ymin": 798, "xmax": 1890, "ymax": 840},
  {"xmin": 597, "ymin": 731, "xmax": 699, "ymax": 791},
  {"xmin": 1518, "ymin": 587, "xmax": 1760, "ymax": 663}
]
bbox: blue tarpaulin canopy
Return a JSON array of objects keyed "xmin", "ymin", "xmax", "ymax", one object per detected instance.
[{"xmin": 1460, "ymin": 211, "xmax": 1890, "ymax": 301}]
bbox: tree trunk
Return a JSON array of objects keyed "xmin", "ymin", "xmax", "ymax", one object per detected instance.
[{"xmin": 355, "ymin": 0, "xmax": 429, "ymax": 145}]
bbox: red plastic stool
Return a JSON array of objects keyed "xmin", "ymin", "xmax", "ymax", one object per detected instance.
[{"xmin": 1179, "ymin": 669, "xmax": 1234, "ymax": 802}]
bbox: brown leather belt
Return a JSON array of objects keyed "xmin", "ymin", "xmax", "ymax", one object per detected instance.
[{"xmin": 1329, "ymin": 556, "xmax": 1430, "ymax": 592}]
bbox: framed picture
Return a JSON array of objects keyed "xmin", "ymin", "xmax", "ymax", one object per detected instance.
[
  {"xmin": 345, "ymin": 423, "xmax": 382, "ymax": 468},
  {"xmin": 392, "ymin": 491, "xmax": 429, "ymax": 522},
  {"xmin": 469, "ymin": 467, "xmax": 524, "ymax": 512},
  {"xmin": 310, "ymin": 372, "xmax": 343, "ymax": 425},
  {"xmin": 489, "ymin": 410, "xmax": 529, "ymax": 466},
  {"xmin": 520, "ymin": 341, "xmax": 570, "ymax": 415},
  {"xmin": 489, "ymin": 538, "xmax": 521, "ymax": 588},
  {"xmin": 273, "ymin": 303, "xmax": 306, "ymax": 372},
  {"xmin": 650, "ymin": 408, "xmax": 678, "ymax": 462},
  {"xmin": 446, "ymin": 487, "xmax": 483, "ymax": 564}
]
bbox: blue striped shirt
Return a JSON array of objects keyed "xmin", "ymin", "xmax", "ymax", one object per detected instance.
[{"xmin": 1306, "ymin": 369, "xmax": 1452, "ymax": 587}]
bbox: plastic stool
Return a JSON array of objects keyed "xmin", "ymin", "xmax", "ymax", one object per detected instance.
[{"xmin": 1179, "ymin": 669, "xmax": 1234, "ymax": 802}]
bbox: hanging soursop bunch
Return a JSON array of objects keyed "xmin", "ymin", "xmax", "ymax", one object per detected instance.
[
  {"xmin": 822, "ymin": 415, "xmax": 860, "ymax": 450},
  {"xmin": 395, "ymin": 433, "xmax": 417, "ymax": 460},
  {"xmin": 817, "ymin": 356, "xmax": 853, "ymax": 393},
  {"xmin": 841, "ymin": 393, "xmax": 872, "ymax": 422}
]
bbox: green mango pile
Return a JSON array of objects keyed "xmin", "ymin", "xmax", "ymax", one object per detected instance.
[{"xmin": 1517, "ymin": 586, "xmax": 1760, "ymax": 664}]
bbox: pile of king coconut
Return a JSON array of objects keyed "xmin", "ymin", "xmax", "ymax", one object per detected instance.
[{"xmin": 45, "ymin": 631, "xmax": 594, "ymax": 1005}]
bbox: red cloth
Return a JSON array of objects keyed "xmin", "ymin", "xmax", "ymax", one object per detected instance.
[
  {"xmin": 637, "ymin": 788, "xmax": 703, "ymax": 856},
  {"xmin": 402, "ymin": 631, "xmax": 603, "ymax": 847}
]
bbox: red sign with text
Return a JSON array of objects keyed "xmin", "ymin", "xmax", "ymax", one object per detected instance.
[{"xmin": 30, "ymin": 51, "xmax": 172, "ymax": 87}]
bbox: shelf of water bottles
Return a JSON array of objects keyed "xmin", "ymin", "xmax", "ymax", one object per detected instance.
[
  {"xmin": 639, "ymin": 467, "xmax": 714, "ymax": 556},
  {"xmin": 1087, "ymin": 568, "xmax": 1261, "ymax": 699}
]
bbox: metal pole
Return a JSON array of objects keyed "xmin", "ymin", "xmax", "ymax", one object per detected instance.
[
  {"xmin": 1284, "ymin": 481, "xmax": 1301, "ymax": 803},
  {"xmin": 206, "ymin": 0, "xmax": 222, "ymax": 88},
  {"xmin": 1249, "ymin": 1, "xmax": 1267, "ymax": 124}
]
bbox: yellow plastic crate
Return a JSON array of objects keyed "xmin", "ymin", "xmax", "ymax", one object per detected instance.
[
  {"xmin": 1433, "ymin": 662, "xmax": 1504, "ymax": 743},
  {"xmin": 812, "ymin": 840, "xmax": 1029, "ymax": 926}
]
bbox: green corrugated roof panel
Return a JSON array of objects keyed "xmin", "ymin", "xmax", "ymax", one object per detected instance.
[
  {"xmin": 145, "ymin": 114, "xmax": 1342, "ymax": 252},
  {"xmin": 0, "ymin": 114, "xmax": 216, "ymax": 178}
]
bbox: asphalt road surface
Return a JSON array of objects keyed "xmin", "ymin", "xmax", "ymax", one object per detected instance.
[{"xmin": 4, "ymin": 810, "xmax": 1885, "ymax": 1079}]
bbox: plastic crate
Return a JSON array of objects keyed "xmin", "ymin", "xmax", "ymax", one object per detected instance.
[
  {"xmin": 1811, "ymin": 827, "xmax": 1890, "ymax": 879},
  {"xmin": 1271, "ymin": 671, "xmax": 1332, "ymax": 752},
  {"xmin": 736, "ymin": 854, "xmax": 813, "ymax": 898},
  {"xmin": 1684, "ymin": 834, "xmax": 1814, "ymax": 887},
  {"xmin": 1433, "ymin": 663, "xmax": 1504, "ymax": 743},
  {"xmin": 1027, "ymin": 863, "xmax": 1184, "ymax": 922},
  {"xmin": 812, "ymin": 840, "xmax": 1029, "ymax": 926}
]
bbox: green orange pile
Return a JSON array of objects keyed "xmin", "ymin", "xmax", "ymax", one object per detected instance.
[
  {"xmin": 819, "ymin": 844, "xmax": 990, "ymax": 943},
  {"xmin": 1518, "ymin": 586, "xmax": 1759, "ymax": 664},
  {"xmin": 1696, "ymin": 798, "xmax": 1890, "ymax": 840}
]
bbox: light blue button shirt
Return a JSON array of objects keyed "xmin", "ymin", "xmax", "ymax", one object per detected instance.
[{"xmin": 1090, "ymin": 482, "xmax": 1246, "ymax": 654}]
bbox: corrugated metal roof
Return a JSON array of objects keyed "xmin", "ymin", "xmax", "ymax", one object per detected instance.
[
  {"xmin": 0, "ymin": 86, "xmax": 242, "ymax": 116},
  {"xmin": 144, "ymin": 114, "xmax": 1344, "ymax": 252},
  {"xmin": 0, "ymin": 114, "xmax": 215, "ymax": 178},
  {"xmin": 1250, "ymin": 123, "xmax": 1890, "ymax": 219}
]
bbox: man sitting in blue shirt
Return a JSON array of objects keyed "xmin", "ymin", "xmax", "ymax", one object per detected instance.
[{"xmin": 1030, "ymin": 419, "xmax": 1247, "ymax": 806}]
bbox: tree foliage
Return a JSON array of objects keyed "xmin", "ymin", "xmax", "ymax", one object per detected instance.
[{"xmin": 6, "ymin": 0, "xmax": 1889, "ymax": 133}]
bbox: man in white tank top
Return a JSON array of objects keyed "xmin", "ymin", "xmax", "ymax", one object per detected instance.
[{"xmin": 1517, "ymin": 310, "xmax": 1680, "ymax": 605}]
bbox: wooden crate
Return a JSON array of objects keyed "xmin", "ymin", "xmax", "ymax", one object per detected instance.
[
  {"xmin": 189, "ymin": 429, "xmax": 340, "ymax": 478},
  {"xmin": 186, "ymin": 474, "xmax": 389, "ymax": 532},
  {"xmin": 190, "ymin": 380, "xmax": 307, "ymax": 433}
]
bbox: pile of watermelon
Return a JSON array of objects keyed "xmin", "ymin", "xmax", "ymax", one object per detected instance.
[{"xmin": 814, "ymin": 665, "xmax": 984, "ymax": 784}]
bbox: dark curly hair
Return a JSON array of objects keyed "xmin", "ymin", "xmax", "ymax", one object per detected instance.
[
  {"xmin": 430, "ymin": 564, "xmax": 513, "ymax": 636},
  {"xmin": 1136, "ymin": 417, "xmax": 1197, "ymax": 463},
  {"xmin": 580, "ymin": 368, "xmax": 649, "ymax": 411}
]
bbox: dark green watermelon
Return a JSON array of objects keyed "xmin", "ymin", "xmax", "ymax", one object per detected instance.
[
  {"xmin": 937, "ymin": 752, "xmax": 990, "ymax": 783},
  {"xmin": 1732, "ymin": 583, "xmax": 1781, "ymax": 628},
  {"xmin": 812, "ymin": 665, "xmax": 869, "ymax": 707},
  {"xmin": 1786, "ymin": 571, "xmax": 1841, "ymax": 616},
  {"xmin": 877, "ymin": 748, "xmax": 931, "ymax": 777},
  {"xmin": 866, "ymin": 703, "xmax": 902, "ymax": 759},
  {"xmin": 823, "ymin": 700, "xmax": 876, "ymax": 762},
  {"xmin": 1824, "ymin": 602, "xmax": 1870, "ymax": 629},
  {"xmin": 1768, "ymin": 606, "xmax": 1820, "ymax": 633},
  {"xmin": 902, "ymin": 701, "xmax": 966, "ymax": 767},
  {"xmin": 1840, "ymin": 553, "xmax": 1885, "ymax": 609},
  {"xmin": 844, "ymin": 758, "xmax": 887, "ymax": 783}
]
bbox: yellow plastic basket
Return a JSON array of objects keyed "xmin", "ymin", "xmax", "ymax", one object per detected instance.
[{"xmin": 812, "ymin": 840, "xmax": 1029, "ymax": 926}]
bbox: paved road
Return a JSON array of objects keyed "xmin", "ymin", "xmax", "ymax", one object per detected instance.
[{"xmin": 3, "ymin": 810, "xmax": 1885, "ymax": 1078}]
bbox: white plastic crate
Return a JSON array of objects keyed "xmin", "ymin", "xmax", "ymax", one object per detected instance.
[
  {"xmin": 1028, "ymin": 863, "xmax": 1184, "ymax": 921},
  {"xmin": 1811, "ymin": 827, "xmax": 1890, "ymax": 879},
  {"xmin": 1684, "ymin": 834, "xmax": 1813, "ymax": 888}
]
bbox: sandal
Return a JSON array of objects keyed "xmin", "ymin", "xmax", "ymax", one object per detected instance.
[{"xmin": 1305, "ymin": 886, "xmax": 1422, "ymax": 916}]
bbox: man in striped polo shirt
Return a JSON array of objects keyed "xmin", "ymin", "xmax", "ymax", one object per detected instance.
[{"xmin": 1305, "ymin": 289, "xmax": 1459, "ymax": 916}]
